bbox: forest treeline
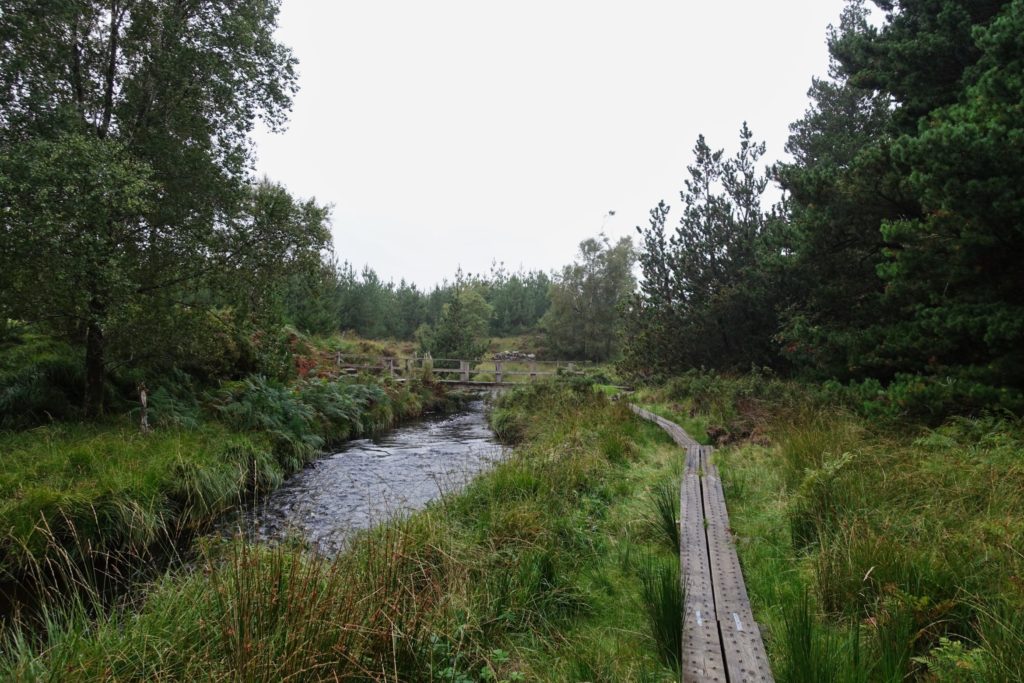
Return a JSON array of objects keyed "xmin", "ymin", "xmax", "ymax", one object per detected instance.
[
  {"xmin": 3, "ymin": 0, "xmax": 1024, "ymax": 423},
  {"xmin": 284, "ymin": 263, "xmax": 551, "ymax": 342},
  {"xmin": 280, "ymin": 234, "xmax": 635, "ymax": 364},
  {"xmin": 623, "ymin": 0, "xmax": 1024, "ymax": 417},
  {"xmin": 0, "ymin": 0, "xmax": 635, "ymax": 425}
]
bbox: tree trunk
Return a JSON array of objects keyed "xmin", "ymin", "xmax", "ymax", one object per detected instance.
[{"xmin": 84, "ymin": 314, "xmax": 106, "ymax": 418}]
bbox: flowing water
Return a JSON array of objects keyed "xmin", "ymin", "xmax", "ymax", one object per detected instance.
[{"xmin": 224, "ymin": 399, "xmax": 503, "ymax": 554}]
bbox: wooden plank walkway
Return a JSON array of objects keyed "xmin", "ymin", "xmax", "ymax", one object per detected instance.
[{"xmin": 631, "ymin": 405, "xmax": 773, "ymax": 683}]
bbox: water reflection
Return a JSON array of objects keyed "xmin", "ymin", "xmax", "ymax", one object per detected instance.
[{"xmin": 227, "ymin": 400, "xmax": 503, "ymax": 553}]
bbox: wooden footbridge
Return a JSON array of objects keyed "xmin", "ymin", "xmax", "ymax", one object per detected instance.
[
  {"xmin": 333, "ymin": 354, "xmax": 588, "ymax": 386},
  {"xmin": 632, "ymin": 406, "xmax": 774, "ymax": 683}
]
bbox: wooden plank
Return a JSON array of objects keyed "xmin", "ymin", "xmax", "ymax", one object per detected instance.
[
  {"xmin": 681, "ymin": 444, "xmax": 727, "ymax": 683},
  {"xmin": 701, "ymin": 447, "xmax": 772, "ymax": 683},
  {"xmin": 629, "ymin": 405, "xmax": 700, "ymax": 447},
  {"xmin": 631, "ymin": 405, "xmax": 774, "ymax": 683}
]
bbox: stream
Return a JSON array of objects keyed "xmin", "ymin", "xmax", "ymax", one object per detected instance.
[{"xmin": 223, "ymin": 399, "xmax": 504, "ymax": 554}]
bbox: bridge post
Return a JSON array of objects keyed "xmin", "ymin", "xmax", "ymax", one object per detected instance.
[
  {"xmin": 530, "ymin": 361, "xmax": 537, "ymax": 382},
  {"xmin": 460, "ymin": 360, "xmax": 470, "ymax": 382},
  {"xmin": 495, "ymin": 361, "xmax": 503, "ymax": 384}
]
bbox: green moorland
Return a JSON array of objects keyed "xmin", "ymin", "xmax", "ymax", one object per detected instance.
[
  {"xmin": 1, "ymin": 381, "xmax": 687, "ymax": 681},
  {"xmin": 637, "ymin": 373, "xmax": 1024, "ymax": 682}
]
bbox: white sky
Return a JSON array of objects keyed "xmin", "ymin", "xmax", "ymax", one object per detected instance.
[{"xmin": 253, "ymin": 0, "xmax": 852, "ymax": 288}]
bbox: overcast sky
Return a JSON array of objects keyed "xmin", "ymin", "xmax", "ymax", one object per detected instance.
[{"xmin": 252, "ymin": 0, "xmax": 853, "ymax": 288}]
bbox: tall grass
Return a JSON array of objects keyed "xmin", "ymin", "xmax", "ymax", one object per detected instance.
[
  {"xmin": 0, "ymin": 373, "xmax": 447, "ymax": 617},
  {"xmin": 649, "ymin": 482, "xmax": 679, "ymax": 554},
  {"xmin": 636, "ymin": 553, "xmax": 682, "ymax": 670},
  {"xmin": 1, "ymin": 379, "xmax": 683, "ymax": 681},
  {"xmin": 687, "ymin": 373, "xmax": 1024, "ymax": 681},
  {"xmin": 0, "ymin": 334, "xmax": 86, "ymax": 427}
]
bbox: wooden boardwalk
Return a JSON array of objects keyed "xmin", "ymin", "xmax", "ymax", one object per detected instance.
[{"xmin": 631, "ymin": 406, "xmax": 773, "ymax": 683}]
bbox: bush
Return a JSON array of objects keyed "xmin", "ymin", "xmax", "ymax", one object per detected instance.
[
  {"xmin": 210, "ymin": 375, "xmax": 323, "ymax": 473},
  {"xmin": 0, "ymin": 334, "xmax": 86, "ymax": 427}
]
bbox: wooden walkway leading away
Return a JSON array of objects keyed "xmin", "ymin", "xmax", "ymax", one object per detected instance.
[{"xmin": 631, "ymin": 406, "xmax": 773, "ymax": 683}]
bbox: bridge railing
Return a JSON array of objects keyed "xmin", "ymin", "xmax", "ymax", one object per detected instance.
[{"xmin": 332, "ymin": 354, "xmax": 590, "ymax": 384}]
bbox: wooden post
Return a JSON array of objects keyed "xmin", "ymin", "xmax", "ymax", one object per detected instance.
[
  {"xmin": 460, "ymin": 360, "xmax": 470, "ymax": 382},
  {"xmin": 495, "ymin": 361, "xmax": 503, "ymax": 384},
  {"xmin": 138, "ymin": 383, "xmax": 151, "ymax": 433},
  {"xmin": 529, "ymin": 361, "xmax": 537, "ymax": 382},
  {"xmin": 385, "ymin": 357, "xmax": 395, "ymax": 378},
  {"xmin": 568, "ymin": 361, "xmax": 575, "ymax": 373}
]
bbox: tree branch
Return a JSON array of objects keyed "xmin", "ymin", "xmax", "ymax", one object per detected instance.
[{"xmin": 98, "ymin": 0, "xmax": 122, "ymax": 138}]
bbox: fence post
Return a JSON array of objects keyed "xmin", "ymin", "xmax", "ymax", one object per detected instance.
[
  {"xmin": 495, "ymin": 361, "xmax": 503, "ymax": 384},
  {"xmin": 530, "ymin": 361, "xmax": 537, "ymax": 382},
  {"xmin": 460, "ymin": 360, "xmax": 470, "ymax": 382},
  {"xmin": 138, "ymin": 383, "xmax": 151, "ymax": 433}
]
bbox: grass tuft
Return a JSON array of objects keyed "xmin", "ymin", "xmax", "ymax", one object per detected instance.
[
  {"xmin": 636, "ymin": 553, "xmax": 682, "ymax": 670},
  {"xmin": 649, "ymin": 482, "xmax": 680, "ymax": 554}
]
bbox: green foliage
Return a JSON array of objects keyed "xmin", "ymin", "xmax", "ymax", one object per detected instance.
[
  {"xmin": 624, "ymin": 124, "xmax": 780, "ymax": 377},
  {"xmin": 427, "ymin": 286, "xmax": 494, "ymax": 362},
  {"xmin": 485, "ymin": 265, "xmax": 552, "ymax": 337},
  {"xmin": 2, "ymin": 375, "xmax": 680, "ymax": 681},
  {"xmin": 211, "ymin": 376, "xmax": 324, "ymax": 472},
  {"xmin": 700, "ymin": 380, "xmax": 1024, "ymax": 681},
  {"xmin": 627, "ymin": 0, "xmax": 1024, "ymax": 418},
  {"xmin": 0, "ymin": 360, "xmax": 435, "ymax": 591},
  {"xmin": 636, "ymin": 553, "xmax": 682, "ymax": 670},
  {"xmin": 285, "ymin": 262, "xmax": 553, "ymax": 343},
  {"xmin": 542, "ymin": 234, "xmax": 635, "ymax": 362},
  {"xmin": 773, "ymin": 4, "xmax": 907, "ymax": 383},
  {"xmin": 0, "ymin": 421, "xmax": 278, "ymax": 577},
  {"xmin": 0, "ymin": 1, "xmax": 329, "ymax": 415},
  {"xmin": 649, "ymin": 483, "xmax": 680, "ymax": 554},
  {"xmin": 778, "ymin": 0, "xmax": 1023, "ymax": 409},
  {"xmin": 211, "ymin": 375, "xmax": 404, "ymax": 473},
  {"xmin": 0, "ymin": 334, "xmax": 86, "ymax": 427}
]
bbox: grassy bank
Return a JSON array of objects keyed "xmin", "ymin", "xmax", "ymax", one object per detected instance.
[
  {"xmin": 640, "ymin": 374, "xmax": 1024, "ymax": 682},
  {"xmin": 2, "ymin": 381, "xmax": 685, "ymax": 681},
  {"xmin": 0, "ymin": 373, "xmax": 452, "ymax": 593}
]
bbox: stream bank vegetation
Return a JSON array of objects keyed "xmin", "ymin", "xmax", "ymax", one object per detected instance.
[
  {"xmin": 1, "ymin": 380, "xmax": 684, "ymax": 681},
  {"xmin": 635, "ymin": 373, "xmax": 1024, "ymax": 682},
  {"xmin": 0, "ymin": 327, "xmax": 458, "ymax": 613}
]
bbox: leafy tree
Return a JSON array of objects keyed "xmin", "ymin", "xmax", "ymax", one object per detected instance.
[
  {"xmin": 830, "ymin": 0, "xmax": 1006, "ymax": 132},
  {"xmin": 879, "ymin": 0, "xmax": 1024, "ymax": 387},
  {"xmin": 775, "ymin": 0, "xmax": 1022, "ymax": 394},
  {"xmin": 486, "ymin": 264, "xmax": 552, "ymax": 336},
  {"xmin": 0, "ymin": 0, "xmax": 314, "ymax": 415},
  {"xmin": 427, "ymin": 287, "xmax": 493, "ymax": 362},
  {"xmin": 773, "ymin": 3, "xmax": 916, "ymax": 380},
  {"xmin": 543, "ymin": 235, "xmax": 635, "ymax": 362},
  {"xmin": 394, "ymin": 280, "xmax": 428, "ymax": 339},
  {"xmin": 624, "ymin": 125, "xmax": 778, "ymax": 376},
  {"xmin": 280, "ymin": 259, "xmax": 343, "ymax": 338}
]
